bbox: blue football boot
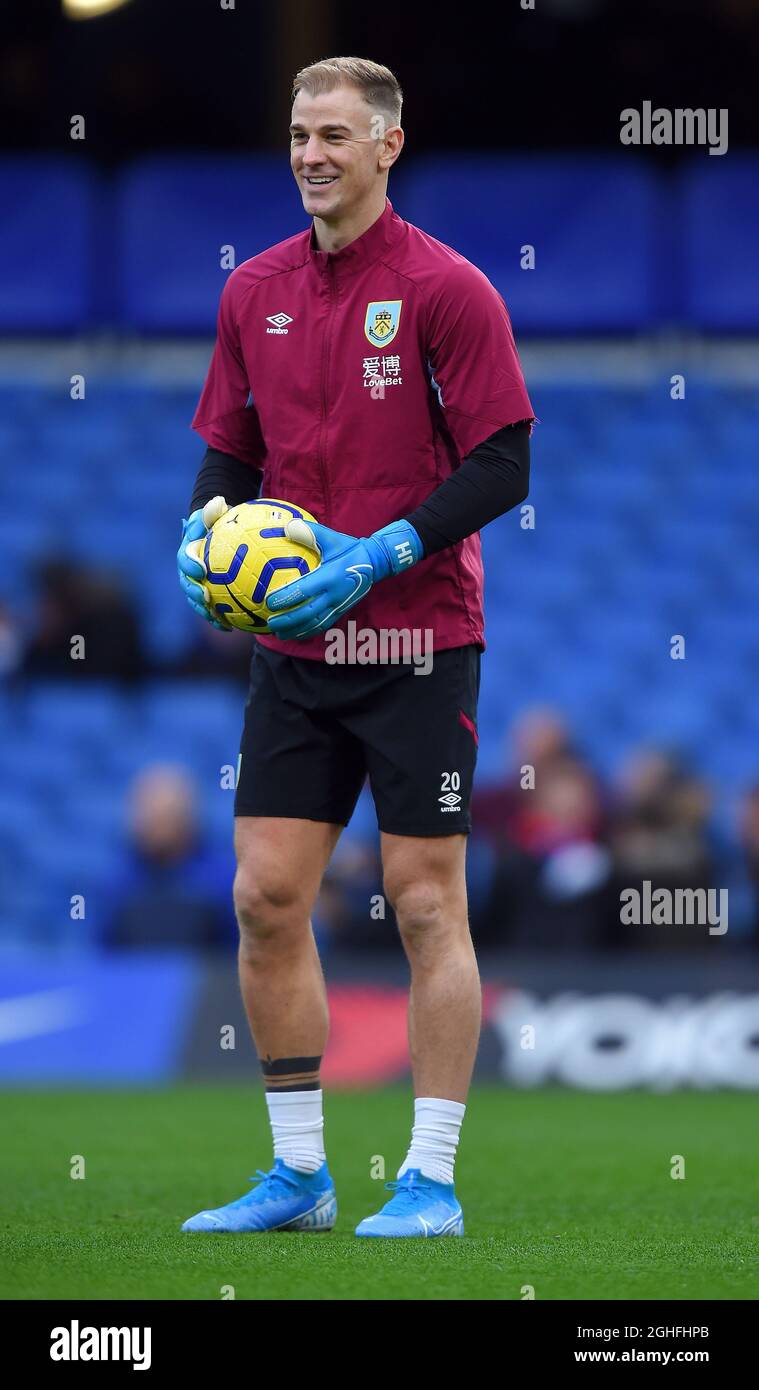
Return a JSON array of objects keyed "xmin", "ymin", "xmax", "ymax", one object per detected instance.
[
  {"xmin": 181, "ymin": 1158, "xmax": 336, "ymax": 1233},
  {"xmin": 354, "ymin": 1168, "xmax": 464, "ymax": 1237}
]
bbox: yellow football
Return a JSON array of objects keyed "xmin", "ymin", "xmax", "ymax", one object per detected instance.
[{"xmin": 199, "ymin": 498, "xmax": 319, "ymax": 633}]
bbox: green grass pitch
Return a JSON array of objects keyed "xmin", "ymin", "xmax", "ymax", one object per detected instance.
[{"xmin": 2, "ymin": 1085, "xmax": 758, "ymax": 1300}]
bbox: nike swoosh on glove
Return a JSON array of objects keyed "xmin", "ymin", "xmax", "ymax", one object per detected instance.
[
  {"xmin": 266, "ymin": 518, "xmax": 424, "ymax": 640},
  {"xmin": 177, "ymin": 495, "xmax": 232, "ymax": 630}
]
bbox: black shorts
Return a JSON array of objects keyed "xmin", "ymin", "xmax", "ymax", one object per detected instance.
[{"xmin": 235, "ymin": 642, "xmax": 481, "ymax": 837}]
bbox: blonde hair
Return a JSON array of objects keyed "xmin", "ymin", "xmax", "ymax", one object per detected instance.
[{"xmin": 292, "ymin": 56, "xmax": 402, "ymax": 133}]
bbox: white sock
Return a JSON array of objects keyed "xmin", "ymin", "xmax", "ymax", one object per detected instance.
[
  {"xmin": 265, "ymin": 1089, "xmax": 326, "ymax": 1174},
  {"xmin": 398, "ymin": 1096, "xmax": 466, "ymax": 1186}
]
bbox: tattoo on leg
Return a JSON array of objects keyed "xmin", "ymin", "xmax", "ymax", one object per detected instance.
[{"xmin": 259, "ymin": 1054, "xmax": 322, "ymax": 1092}]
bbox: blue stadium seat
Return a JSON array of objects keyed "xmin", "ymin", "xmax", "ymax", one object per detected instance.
[
  {"xmin": 0, "ymin": 159, "xmax": 96, "ymax": 330},
  {"xmin": 682, "ymin": 158, "xmax": 759, "ymax": 330},
  {"xmin": 1, "ymin": 155, "xmax": 758, "ymax": 333},
  {"xmin": 399, "ymin": 156, "xmax": 660, "ymax": 331},
  {"xmin": 117, "ymin": 157, "xmax": 309, "ymax": 331},
  {"xmin": 25, "ymin": 684, "xmax": 135, "ymax": 747}
]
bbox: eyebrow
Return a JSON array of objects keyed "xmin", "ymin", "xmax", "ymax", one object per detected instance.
[{"xmin": 289, "ymin": 122, "xmax": 354, "ymax": 134}]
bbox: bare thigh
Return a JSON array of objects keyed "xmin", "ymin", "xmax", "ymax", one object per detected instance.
[{"xmin": 233, "ymin": 817, "xmax": 343, "ymax": 930}]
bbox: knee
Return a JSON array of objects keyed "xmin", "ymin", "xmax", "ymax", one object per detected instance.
[
  {"xmin": 385, "ymin": 876, "xmax": 447, "ymax": 949},
  {"xmin": 233, "ymin": 866, "xmax": 303, "ymax": 954}
]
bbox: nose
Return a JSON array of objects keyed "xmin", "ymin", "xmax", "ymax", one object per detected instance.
[{"xmin": 299, "ymin": 137, "xmax": 328, "ymax": 166}]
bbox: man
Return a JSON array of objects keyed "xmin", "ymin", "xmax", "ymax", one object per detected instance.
[
  {"xmin": 178, "ymin": 57, "xmax": 533, "ymax": 1237},
  {"xmin": 103, "ymin": 766, "xmax": 238, "ymax": 951}
]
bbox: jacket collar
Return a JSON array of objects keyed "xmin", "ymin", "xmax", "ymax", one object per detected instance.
[{"xmin": 308, "ymin": 197, "xmax": 398, "ymax": 277}]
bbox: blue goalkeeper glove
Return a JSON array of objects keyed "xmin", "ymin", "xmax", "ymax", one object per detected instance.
[
  {"xmin": 177, "ymin": 495, "xmax": 232, "ymax": 631},
  {"xmin": 266, "ymin": 518, "xmax": 424, "ymax": 640}
]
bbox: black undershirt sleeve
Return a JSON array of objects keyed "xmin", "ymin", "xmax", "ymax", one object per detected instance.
[
  {"xmin": 403, "ymin": 421, "xmax": 531, "ymax": 558},
  {"xmin": 189, "ymin": 425, "xmax": 530, "ymax": 555},
  {"xmin": 189, "ymin": 447, "xmax": 263, "ymax": 516}
]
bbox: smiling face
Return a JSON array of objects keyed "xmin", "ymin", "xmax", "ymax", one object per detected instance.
[{"xmin": 290, "ymin": 83, "xmax": 402, "ymax": 227}]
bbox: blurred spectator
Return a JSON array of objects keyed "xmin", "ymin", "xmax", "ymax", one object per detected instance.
[
  {"xmin": 738, "ymin": 785, "xmax": 759, "ymax": 942},
  {"xmin": 609, "ymin": 748, "xmax": 716, "ymax": 948},
  {"xmin": 473, "ymin": 705, "xmax": 577, "ymax": 851},
  {"xmin": 168, "ymin": 621, "xmax": 253, "ymax": 684},
  {"xmin": 610, "ymin": 748, "xmax": 714, "ymax": 877},
  {"xmin": 478, "ymin": 754, "xmax": 614, "ymax": 948},
  {"xmin": 101, "ymin": 765, "xmax": 237, "ymax": 950},
  {"xmin": 22, "ymin": 557, "xmax": 147, "ymax": 682},
  {"xmin": 0, "ymin": 600, "xmax": 21, "ymax": 677},
  {"xmin": 473, "ymin": 709, "xmax": 613, "ymax": 947}
]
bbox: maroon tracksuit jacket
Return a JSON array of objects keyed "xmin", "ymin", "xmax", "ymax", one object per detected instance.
[{"xmin": 192, "ymin": 196, "xmax": 533, "ymax": 660}]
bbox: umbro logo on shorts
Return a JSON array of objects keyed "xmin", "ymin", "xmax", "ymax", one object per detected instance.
[{"xmin": 439, "ymin": 791, "xmax": 461, "ymax": 811}]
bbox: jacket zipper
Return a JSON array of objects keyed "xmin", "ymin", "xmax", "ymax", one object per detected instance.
[{"xmin": 318, "ymin": 259, "xmax": 337, "ymax": 522}]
